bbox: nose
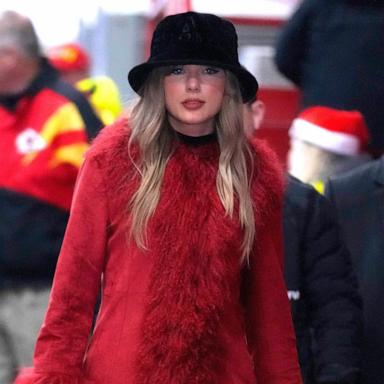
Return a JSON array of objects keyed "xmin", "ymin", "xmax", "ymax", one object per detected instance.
[{"xmin": 186, "ymin": 71, "xmax": 200, "ymax": 92}]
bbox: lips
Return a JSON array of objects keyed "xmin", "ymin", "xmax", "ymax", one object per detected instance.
[{"xmin": 182, "ymin": 99, "xmax": 205, "ymax": 110}]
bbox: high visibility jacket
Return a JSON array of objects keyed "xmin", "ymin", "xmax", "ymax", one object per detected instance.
[
  {"xmin": 0, "ymin": 59, "xmax": 102, "ymax": 285},
  {"xmin": 76, "ymin": 75, "xmax": 123, "ymax": 125}
]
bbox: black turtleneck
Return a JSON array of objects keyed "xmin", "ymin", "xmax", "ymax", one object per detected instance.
[{"xmin": 175, "ymin": 130, "xmax": 217, "ymax": 147}]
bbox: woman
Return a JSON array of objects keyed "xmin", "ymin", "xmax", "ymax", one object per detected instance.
[{"xmin": 16, "ymin": 12, "xmax": 302, "ymax": 384}]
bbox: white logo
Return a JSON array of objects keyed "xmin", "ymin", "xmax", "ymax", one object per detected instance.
[
  {"xmin": 16, "ymin": 128, "xmax": 47, "ymax": 154},
  {"xmin": 287, "ymin": 290, "xmax": 301, "ymax": 301}
]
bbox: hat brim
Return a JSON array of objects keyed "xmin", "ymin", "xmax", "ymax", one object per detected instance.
[{"xmin": 128, "ymin": 59, "xmax": 258, "ymax": 103}]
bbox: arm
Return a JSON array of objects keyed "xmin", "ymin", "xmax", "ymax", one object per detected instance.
[
  {"xmin": 15, "ymin": 154, "xmax": 109, "ymax": 383},
  {"xmin": 274, "ymin": 0, "xmax": 319, "ymax": 85},
  {"xmin": 303, "ymin": 189, "xmax": 362, "ymax": 383},
  {"xmin": 244, "ymin": 207, "xmax": 303, "ymax": 384}
]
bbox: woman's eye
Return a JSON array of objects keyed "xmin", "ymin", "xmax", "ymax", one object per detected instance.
[
  {"xmin": 170, "ymin": 66, "xmax": 184, "ymax": 75},
  {"xmin": 204, "ymin": 67, "xmax": 220, "ymax": 75}
]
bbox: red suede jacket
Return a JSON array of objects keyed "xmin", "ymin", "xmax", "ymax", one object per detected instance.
[{"xmin": 15, "ymin": 118, "xmax": 302, "ymax": 384}]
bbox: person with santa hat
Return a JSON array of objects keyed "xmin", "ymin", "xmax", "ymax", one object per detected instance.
[
  {"xmin": 244, "ymin": 98, "xmax": 363, "ymax": 384},
  {"xmin": 287, "ymin": 106, "xmax": 371, "ymax": 193}
]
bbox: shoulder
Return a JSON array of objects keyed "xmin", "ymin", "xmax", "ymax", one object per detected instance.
[
  {"xmin": 285, "ymin": 0, "xmax": 325, "ymax": 21},
  {"xmin": 87, "ymin": 117, "xmax": 130, "ymax": 157},
  {"xmin": 47, "ymin": 77, "xmax": 94, "ymax": 113},
  {"xmin": 285, "ymin": 175, "xmax": 320, "ymax": 210},
  {"xmin": 84, "ymin": 118, "xmax": 135, "ymax": 179},
  {"xmin": 325, "ymin": 159, "xmax": 383, "ymax": 213},
  {"xmin": 327, "ymin": 158, "xmax": 381, "ymax": 192},
  {"xmin": 249, "ymin": 138, "xmax": 285, "ymax": 222},
  {"xmin": 287, "ymin": 176, "xmax": 338, "ymax": 232}
]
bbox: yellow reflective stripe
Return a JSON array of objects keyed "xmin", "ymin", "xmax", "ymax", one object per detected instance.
[
  {"xmin": 76, "ymin": 76, "xmax": 122, "ymax": 125},
  {"xmin": 50, "ymin": 143, "xmax": 89, "ymax": 169},
  {"xmin": 21, "ymin": 103, "xmax": 86, "ymax": 166},
  {"xmin": 311, "ymin": 180, "xmax": 325, "ymax": 195},
  {"xmin": 40, "ymin": 103, "xmax": 86, "ymax": 144}
]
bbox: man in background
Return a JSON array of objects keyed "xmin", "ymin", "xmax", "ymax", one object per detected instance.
[
  {"xmin": 48, "ymin": 42, "xmax": 123, "ymax": 126},
  {"xmin": 325, "ymin": 156, "xmax": 384, "ymax": 384},
  {"xmin": 274, "ymin": 0, "xmax": 384, "ymax": 157},
  {"xmin": 244, "ymin": 98, "xmax": 362, "ymax": 384},
  {"xmin": 0, "ymin": 10, "xmax": 101, "ymax": 383}
]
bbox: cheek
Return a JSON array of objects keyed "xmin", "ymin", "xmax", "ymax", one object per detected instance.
[
  {"xmin": 163, "ymin": 80, "xmax": 171, "ymax": 97},
  {"xmin": 207, "ymin": 81, "xmax": 226, "ymax": 110},
  {"xmin": 164, "ymin": 80, "xmax": 179, "ymax": 111},
  {"xmin": 211, "ymin": 94, "xmax": 224, "ymax": 113},
  {"xmin": 164, "ymin": 78, "xmax": 182, "ymax": 97}
]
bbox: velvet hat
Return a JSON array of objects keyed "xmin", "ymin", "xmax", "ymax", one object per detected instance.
[{"xmin": 128, "ymin": 12, "xmax": 258, "ymax": 103}]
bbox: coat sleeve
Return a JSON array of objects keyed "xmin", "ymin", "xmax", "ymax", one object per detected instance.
[
  {"xmin": 243, "ymin": 202, "xmax": 303, "ymax": 384},
  {"xmin": 274, "ymin": 0, "xmax": 319, "ymax": 86},
  {"xmin": 289, "ymin": 182, "xmax": 363, "ymax": 383},
  {"xmin": 305, "ymin": 188, "xmax": 362, "ymax": 383},
  {"xmin": 14, "ymin": 153, "xmax": 109, "ymax": 384}
]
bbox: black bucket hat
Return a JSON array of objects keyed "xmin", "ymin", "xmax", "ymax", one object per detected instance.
[{"xmin": 128, "ymin": 11, "xmax": 258, "ymax": 103}]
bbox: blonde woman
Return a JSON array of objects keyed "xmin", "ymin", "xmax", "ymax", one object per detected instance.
[{"xmin": 16, "ymin": 12, "xmax": 302, "ymax": 384}]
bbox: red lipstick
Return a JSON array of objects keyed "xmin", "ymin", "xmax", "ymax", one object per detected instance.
[{"xmin": 182, "ymin": 99, "xmax": 205, "ymax": 110}]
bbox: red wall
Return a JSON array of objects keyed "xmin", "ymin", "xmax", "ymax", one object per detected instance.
[{"xmin": 257, "ymin": 88, "xmax": 300, "ymax": 168}]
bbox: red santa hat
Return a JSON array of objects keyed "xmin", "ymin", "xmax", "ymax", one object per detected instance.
[
  {"xmin": 289, "ymin": 106, "xmax": 370, "ymax": 155},
  {"xmin": 47, "ymin": 43, "xmax": 90, "ymax": 74}
]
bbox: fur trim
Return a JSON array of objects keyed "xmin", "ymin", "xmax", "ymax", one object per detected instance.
[
  {"xmin": 249, "ymin": 137, "xmax": 285, "ymax": 228},
  {"xmin": 86, "ymin": 118, "xmax": 141, "ymax": 211},
  {"xmin": 132, "ymin": 142, "xmax": 242, "ymax": 384},
  {"xmin": 87, "ymin": 117, "xmax": 132, "ymax": 171},
  {"xmin": 86, "ymin": 123, "xmax": 284, "ymax": 384},
  {"xmin": 87, "ymin": 121, "xmax": 284, "ymax": 226}
]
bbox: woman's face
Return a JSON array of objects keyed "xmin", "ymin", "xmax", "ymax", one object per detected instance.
[{"xmin": 163, "ymin": 64, "xmax": 226, "ymax": 136}]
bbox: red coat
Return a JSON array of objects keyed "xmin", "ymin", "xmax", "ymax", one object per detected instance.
[{"xmin": 15, "ymin": 119, "xmax": 302, "ymax": 384}]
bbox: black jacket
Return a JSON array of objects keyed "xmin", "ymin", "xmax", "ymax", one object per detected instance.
[
  {"xmin": 284, "ymin": 176, "xmax": 362, "ymax": 384},
  {"xmin": 325, "ymin": 158, "xmax": 384, "ymax": 384},
  {"xmin": 274, "ymin": 0, "xmax": 384, "ymax": 151}
]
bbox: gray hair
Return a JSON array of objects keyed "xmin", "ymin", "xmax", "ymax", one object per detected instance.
[{"xmin": 0, "ymin": 10, "xmax": 41, "ymax": 58}]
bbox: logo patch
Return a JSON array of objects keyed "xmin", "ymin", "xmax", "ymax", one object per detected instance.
[
  {"xmin": 16, "ymin": 128, "xmax": 47, "ymax": 154},
  {"xmin": 287, "ymin": 290, "xmax": 301, "ymax": 301}
]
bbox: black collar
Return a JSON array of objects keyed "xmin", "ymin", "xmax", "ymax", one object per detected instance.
[{"xmin": 175, "ymin": 130, "xmax": 217, "ymax": 147}]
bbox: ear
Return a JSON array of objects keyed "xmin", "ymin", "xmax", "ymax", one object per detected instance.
[{"xmin": 250, "ymin": 100, "xmax": 265, "ymax": 130}]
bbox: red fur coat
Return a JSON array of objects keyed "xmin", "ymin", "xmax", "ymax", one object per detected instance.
[{"xmin": 15, "ymin": 119, "xmax": 302, "ymax": 384}]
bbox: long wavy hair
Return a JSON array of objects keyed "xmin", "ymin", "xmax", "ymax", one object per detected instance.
[{"xmin": 128, "ymin": 67, "xmax": 255, "ymax": 263}]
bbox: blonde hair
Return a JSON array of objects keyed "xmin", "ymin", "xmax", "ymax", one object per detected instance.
[{"xmin": 128, "ymin": 67, "xmax": 255, "ymax": 263}]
